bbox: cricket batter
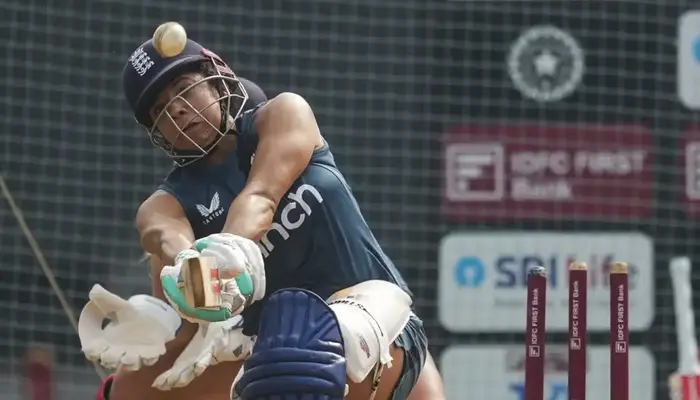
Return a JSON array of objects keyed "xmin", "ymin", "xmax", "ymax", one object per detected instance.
[{"xmin": 79, "ymin": 22, "xmax": 445, "ymax": 400}]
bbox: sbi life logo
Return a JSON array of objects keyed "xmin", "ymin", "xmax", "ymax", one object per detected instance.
[
  {"xmin": 454, "ymin": 255, "xmax": 637, "ymax": 289},
  {"xmin": 694, "ymin": 35, "xmax": 700, "ymax": 64},
  {"xmin": 453, "ymin": 257, "xmax": 486, "ymax": 287}
]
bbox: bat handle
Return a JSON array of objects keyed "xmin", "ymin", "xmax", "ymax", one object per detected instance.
[{"xmin": 181, "ymin": 256, "xmax": 223, "ymax": 309}]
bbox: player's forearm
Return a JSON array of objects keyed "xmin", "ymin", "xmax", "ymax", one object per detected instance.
[
  {"xmin": 222, "ymin": 192, "xmax": 276, "ymax": 241},
  {"xmin": 140, "ymin": 227, "xmax": 193, "ymax": 265}
]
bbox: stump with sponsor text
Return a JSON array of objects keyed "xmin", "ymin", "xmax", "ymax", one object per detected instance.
[{"xmin": 524, "ymin": 262, "xmax": 629, "ymax": 400}]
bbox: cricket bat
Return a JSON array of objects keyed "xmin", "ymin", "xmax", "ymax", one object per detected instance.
[
  {"xmin": 670, "ymin": 257, "xmax": 700, "ymax": 400},
  {"xmin": 179, "ymin": 256, "xmax": 224, "ymax": 309}
]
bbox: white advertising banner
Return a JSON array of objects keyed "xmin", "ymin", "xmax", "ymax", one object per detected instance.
[
  {"xmin": 441, "ymin": 345, "xmax": 655, "ymax": 400},
  {"xmin": 438, "ymin": 232, "xmax": 654, "ymax": 332}
]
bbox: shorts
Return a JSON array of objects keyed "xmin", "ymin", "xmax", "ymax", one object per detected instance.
[{"xmin": 390, "ymin": 314, "xmax": 427, "ymax": 400}]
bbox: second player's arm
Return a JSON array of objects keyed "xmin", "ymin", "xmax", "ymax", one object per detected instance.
[{"xmin": 222, "ymin": 92, "xmax": 323, "ymax": 239}]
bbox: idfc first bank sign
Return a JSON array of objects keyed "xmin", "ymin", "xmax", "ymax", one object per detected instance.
[{"xmin": 442, "ymin": 124, "xmax": 653, "ymax": 221}]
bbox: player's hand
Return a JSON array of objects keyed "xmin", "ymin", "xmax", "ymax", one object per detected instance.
[
  {"xmin": 152, "ymin": 315, "xmax": 255, "ymax": 390},
  {"xmin": 193, "ymin": 233, "xmax": 265, "ymax": 305},
  {"xmin": 161, "ymin": 249, "xmax": 233, "ymax": 323},
  {"xmin": 161, "ymin": 237, "xmax": 265, "ymax": 324},
  {"xmin": 78, "ymin": 284, "xmax": 181, "ymax": 371}
]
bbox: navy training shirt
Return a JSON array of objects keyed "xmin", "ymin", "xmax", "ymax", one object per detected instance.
[{"xmin": 159, "ymin": 101, "xmax": 412, "ymax": 335}]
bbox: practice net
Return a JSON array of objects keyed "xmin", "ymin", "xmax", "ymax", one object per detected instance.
[{"xmin": 0, "ymin": 1, "xmax": 693, "ymax": 399}]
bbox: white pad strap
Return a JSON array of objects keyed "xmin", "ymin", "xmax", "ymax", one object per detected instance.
[
  {"xmin": 368, "ymin": 364, "xmax": 384, "ymax": 400},
  {"xmin": 231, "ymin": 367, "xmax": 244, "ymax": 399},
  {"xmin": 327, "ymin": 280, "xmax": 413, "ymax": 385}
]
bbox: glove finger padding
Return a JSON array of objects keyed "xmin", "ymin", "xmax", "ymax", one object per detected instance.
[
  {"xmin": 194, "ymin": 234, "xmax": 265, "ymax": 305},
  {"xmin": 89, "ymin": 284, "xmax": 132, "ymax": 311},
  {"xmin": 79, "ymin": 288, "xmax": 122, "ymax": 362},
  {"xmin": 79, "ymin": 285, "xmax": 130, "ymax": 351},
  {"xmin": 78, "ymin": 284, "xmax": 181, "ymax": 371},
  {"xmin": 153, "ymin": 322, "xmax": 208, "ymax": 390},
  {"xmin": 194, "ymin": 352, "xmax": 214, "ymax": 375},
  {"xmin": 99, "ymin": 345, "xmax": 128, "ymax": 370},
  {"xmin": 152, "ymin": 317, "xmax": 253, "ymax": 391},
  {"xmin": 234, "ymin": 238, "xmax": 266, "ymax": 302}
]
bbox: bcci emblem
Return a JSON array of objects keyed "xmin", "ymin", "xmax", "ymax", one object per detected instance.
[{"xmin": 507, "ymin": 25, "xmax": 585, "ymax": 102}]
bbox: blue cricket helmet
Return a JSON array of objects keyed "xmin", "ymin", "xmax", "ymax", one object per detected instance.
[{"xmin": 121, "ymin": 35, "xmax": 249, "ymax": 166}]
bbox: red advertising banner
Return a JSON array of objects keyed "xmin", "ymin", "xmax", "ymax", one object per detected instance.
[
  {"xmin": 683, "ymin": 125, "xmax": 700, "ymax": 218},
  {"xmin": 443, "ymin": 124, "xmax": 653, "ymax": 220}
]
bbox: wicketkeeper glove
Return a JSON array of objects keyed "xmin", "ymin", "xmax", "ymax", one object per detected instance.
[{"xmin": 78, "ymin": 284, "xmax": 181, "ymax": 370}]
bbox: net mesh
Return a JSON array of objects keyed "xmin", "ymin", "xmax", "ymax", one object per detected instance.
[{"xmin": 0, "ymin": 0, "xmax": 691, "ymax": 398}]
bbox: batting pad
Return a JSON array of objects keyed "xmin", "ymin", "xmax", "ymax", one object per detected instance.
[{"xmin": 234, "ymin": 289, "xmax": 347, "ymax": 400}]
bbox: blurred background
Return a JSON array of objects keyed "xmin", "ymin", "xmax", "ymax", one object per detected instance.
[{"xmin": 1, "ymin": 0, "xmax": 698, "ymax": 399}]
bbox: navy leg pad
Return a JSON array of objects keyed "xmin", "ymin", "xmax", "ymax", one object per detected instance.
[{"xmin": 235, "ymin": 289, "xmax": 347, "ymax": 400}]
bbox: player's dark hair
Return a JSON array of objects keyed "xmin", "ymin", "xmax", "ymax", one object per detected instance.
[
  {"xmin": 197, "ymin": 61, "xmax": 247, "ymax": 127},
  {"xmin": 198, "ymin": 62, "xmax": 231, "ymax": 100}
]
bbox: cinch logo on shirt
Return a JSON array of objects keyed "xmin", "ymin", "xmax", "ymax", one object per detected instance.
[
  {"xmin": 258, "ymin": 184, "xmax": 323, "ymax": 258},
  {"xmin": 196, "ymin": 192, "xmax": 225, "ymax": 225}
]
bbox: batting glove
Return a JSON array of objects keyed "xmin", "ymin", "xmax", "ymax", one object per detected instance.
[
  {"xmin": 161, "ymin": 249, "xmax": 232, "ymax": 323},
  {"xmin": 78, "ymin": 284, "xmax": 181, "ymax": 371},
  {"xmin": 152, "ymin": 315, "xmax": 255, "ymax": 390}
]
